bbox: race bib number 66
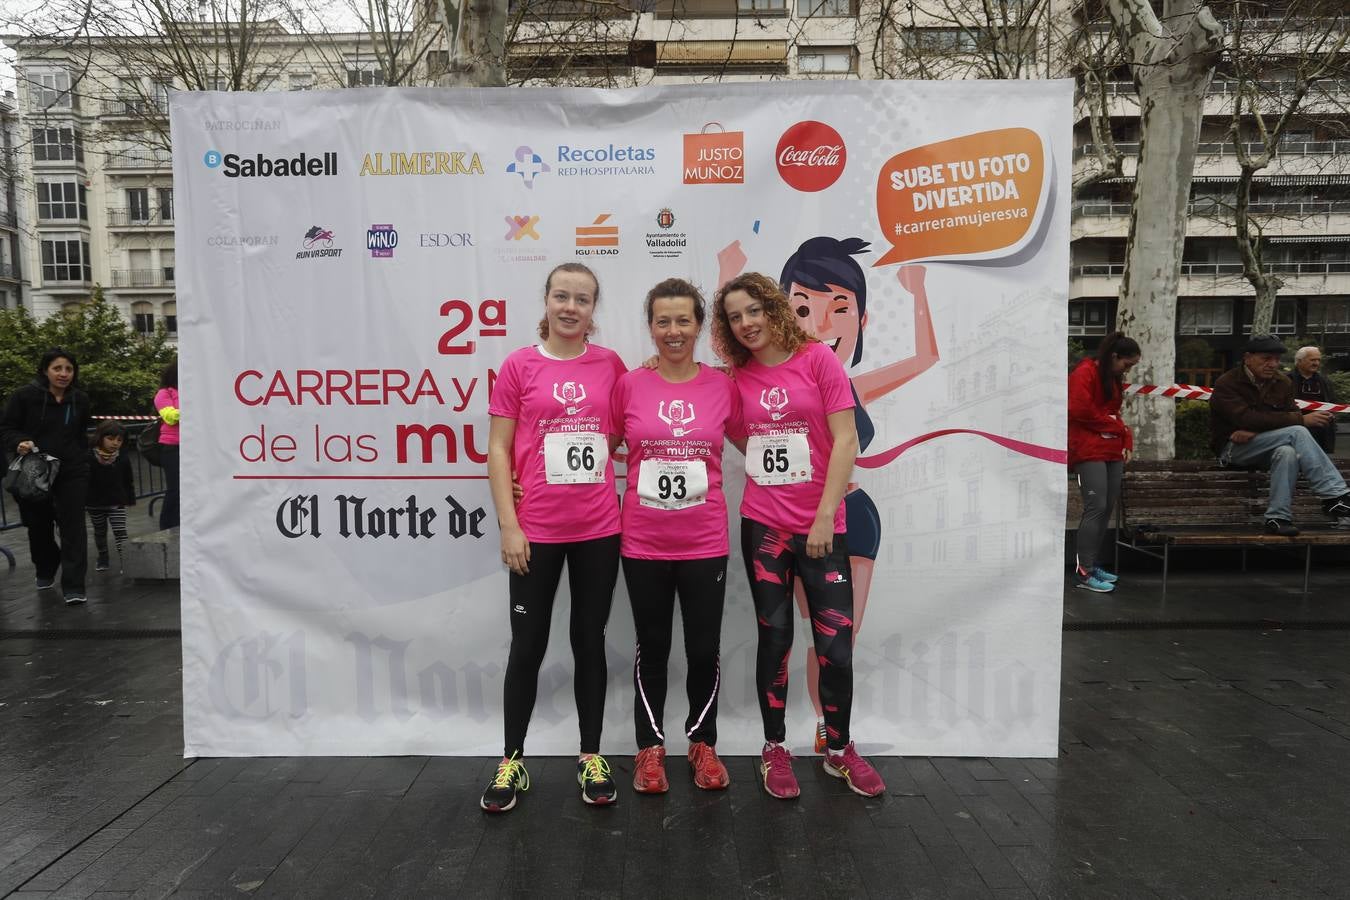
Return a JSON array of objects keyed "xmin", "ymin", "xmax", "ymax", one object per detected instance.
[
  {"xmin": 543, "ymin": 431, "xmax": 608, "ymax": 484},
  {"xmin": 745, "ymin": 433, "xmax": 811, "ymax": 486}
]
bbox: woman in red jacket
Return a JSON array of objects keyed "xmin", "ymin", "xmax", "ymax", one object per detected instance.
[{"xmin": 1068, "ymin": 332, "xmax": 1140, "ymax": 593}]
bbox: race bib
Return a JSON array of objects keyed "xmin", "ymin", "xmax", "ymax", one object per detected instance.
[
  {"xmin": 543, "ymin": 431, "xmax": 608, "ymax": 484},
  {"xmin": 745, "ymin": 433, "xmax": 811, "ymax": 486},
  {"xmin": 637, "ymin": 458, "xmax": 709, "ymax": 510}
]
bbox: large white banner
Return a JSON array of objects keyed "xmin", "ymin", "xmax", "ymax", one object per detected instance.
[{"xmin": 175, "ymin": 81, "xmax": 1071, "ymax": 758}]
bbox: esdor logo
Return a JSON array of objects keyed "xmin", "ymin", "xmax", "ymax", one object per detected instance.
[{"xmin": 775, "ymin": 121, "xmax": 846, "ymax": 193}]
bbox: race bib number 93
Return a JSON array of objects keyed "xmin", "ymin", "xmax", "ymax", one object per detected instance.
[{"xmin": 636, "ymin": 458, "xmax": 709, "ymax": 510}]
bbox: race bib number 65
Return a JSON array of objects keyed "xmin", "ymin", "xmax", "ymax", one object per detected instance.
[
  {"xmin": 745, "ymin": 433, "xmax": 811, "ymax": 486},
  {"xmin": 543, "ymin": 431, "xmax": 608, "ymax": 484}
]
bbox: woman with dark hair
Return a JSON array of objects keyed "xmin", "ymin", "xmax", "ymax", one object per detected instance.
[
  {"xmin": 712, "ymin": 272, "xmax": 886, "ymax": 800},
  {"xmin": 611, "ymin": 277, "xmax": 739, "ymax": 794},
  {"xmin": 86, "ymin": 420, "xmax": 136, "ymax": 572},
  {"xmin": 0, "ymin": 348, "xmax": 92, "ymax": 603},
  {"xmin": 1068, "ymin": 332, "xmax": 1141, "ymax": 593},
  {"xmin": 154, "ymin": 362, "xmax": 180, "ymax": 529},
  {"xmin": 481, "ymin": 262, "xmax": 627, "ymax": 813}
]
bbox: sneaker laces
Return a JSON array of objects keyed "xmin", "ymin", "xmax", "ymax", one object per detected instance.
[
  {"xmin": 492, "ymin": 753, "xmax": 529, "ymax": 790},
  {"xmin": 691, "ymin": 744, "xmax": 721, "ymax": 780},
  {"xmin": 636, "ymin": 747, "xmax": 664, "ymax": 780},
  {"xmin": 580, "ymin": 754, "xmax": 612, "ymax": 784},
  {"xmin": 763, "ymin": 743, "xmax": 793, "ymax": 774}
]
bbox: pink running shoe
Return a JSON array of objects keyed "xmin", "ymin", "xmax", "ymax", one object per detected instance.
[
  {"xmin": 760, "ymin": 743, "xmax": 800, "ymax": 799},
  {"xmin": 823, "ymin": 742, "xmax": 886, "ymax": 797}
]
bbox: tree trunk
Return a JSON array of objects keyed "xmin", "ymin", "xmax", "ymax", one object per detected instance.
[
  {"xmin": 442, "ymin": 0, "xmax": 507, "ymax": 86},
  {"xmin": 1106, "ymin": 0, "xmax": 1223, "ymax": 459}
]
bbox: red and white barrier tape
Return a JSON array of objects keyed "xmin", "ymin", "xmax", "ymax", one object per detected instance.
[
  {"xmin": 92, "ymin": 414, "xmax": 159, "ymax": 420},
  {"xmin": 1123, "ymin": 383, "xmax": 1350, "ymax": 413}
]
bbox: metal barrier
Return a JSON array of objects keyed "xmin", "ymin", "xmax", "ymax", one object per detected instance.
[{"xmin": 0, "ymin": 421, "xmax": 167, "ymax": 570}]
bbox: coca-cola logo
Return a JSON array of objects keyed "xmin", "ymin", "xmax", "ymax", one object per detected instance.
[{"xmin": 776, "ymin": 121, "xmax": 846, "ymax": 192}]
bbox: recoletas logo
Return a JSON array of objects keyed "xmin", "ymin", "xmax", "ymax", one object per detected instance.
[{"xmin": 204, "ymin": 149, "xmax": 338, "ymax": 178}]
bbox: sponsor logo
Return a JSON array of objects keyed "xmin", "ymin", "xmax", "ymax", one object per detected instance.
[
  {"xmin": 359, "ymin": 151, "xmax": 484, "ymax": 176},
  {"xmin": 683, "ymin": 123, "xmax": 744, "ymax": 185},
  {"xmin": 505, "ymin": 215, "xmax": 541, "ymax": 241},
  {"xmin": 296, "ymin": 225, "xmax": 343, "ymax": 260},
  {"xmin": 658, "ymin": 399, "xmax": 699, "ymax": 437},
  {"xmin": 824, "ymin": 571, "xmax": 848, "ymax": 584},
  {"xmin": 645, "ymin": 208, "xmax": 687, "ymax": 260},
  {"xmin": 204, "ymin": 149, "xmax": 338, "ymax": 178},
  {"xmin": 506, "ymin": 145, "xmax": 550, "ymax": 188},
  {"xmin": 760, "ymin": 387, "xmax": 789, "ymax": 421},
  {"xmin": 776, "ymin": 121, "xmax": 846, "ymax": 192},
  {"xmin": 555, "ymin": 142, "xmax": 656, "ymax": 177},
  {"xmin": 553, "ymin": 381, "xmax": 588, "ymax": 416},
  {"xmin": 419, "ymin": 232, "xmax": 475, "ymax": 248},
  {"xmin": 204, "ymin": 119, "xmax": 281, "ymax": 131},
  {"xmin": 206, "ymin": 234, "xmax": 279, "ymax": 248},
  {"xmin": 575, "ymin": 214, "xmax": 619, "ymax": 255},
  {"xmin": 367, "ymin": 224, "xmax": 398, "ymax": 258}
]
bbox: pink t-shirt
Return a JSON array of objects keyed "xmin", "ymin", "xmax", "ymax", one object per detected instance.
[
  {"xmin": 488, "ymin": 344, "xmax": 627, "ymax": 543},
  {"xmin": 611, "ymin": 365, "xmax": 741, "ymax": 560},
  {"xmin": 154, "ymin": 387, "xmax": 180, "ymax": 445},
  {"xmin": 732, "ymin": 340, "xmax": 855, "ymax": 535}
]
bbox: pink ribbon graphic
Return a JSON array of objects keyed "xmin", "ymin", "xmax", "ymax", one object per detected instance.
[{"xmin": 856, "ymin": 428, "xmax": 1067, "ymax": 469}]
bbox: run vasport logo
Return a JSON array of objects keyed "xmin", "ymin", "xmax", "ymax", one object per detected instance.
[
  {"xmin": 367, "ymin": 224, "xmax": 398, "ymax": 258},
  {"xmin": 775, "ymin": 121, "xmax": 846, "ymax": 192},
  {"xmin": 296, "ymin": 226, "xmax": 343, "ymax": 260},
  {"xmin": 576, "ymin": 214, "xmax": 619, "ymax": 255},
  {"xmin": 646, "ymin": 208, "xmax": 687, "ymax": 260},
  {"xmin": 204, "ymin": 149, "xmax": 338, "ymax": 178},
  {"xmin": 683, "ymin": 123, "xmax": 744, "ymax": 185}
]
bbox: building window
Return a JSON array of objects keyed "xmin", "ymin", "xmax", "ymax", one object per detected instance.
[
  {"xmin": 347, "ymin": 68, "xmax": 385, "ymax": 87},
  {"xmin": 1178, "ymin": 298, "xmax": 1233, "ymax": 335},
  {"xmin": 1068, "ymin": 299, "xmax": 1109, "ymax": 336},
  {"xmin": 738, "ymin": 0, "xmax": 787, "ymax": 12},
  {"xmin": 162, "ymin": 249, "xmax": 175, "ymax": 284},
  {"xmin": 205, "ymin": 77, "xmax": 231, "ymax": 91},
  {"xmin": 163, "ymin": 301, "xmax": 178, "ymax": 334},
  {"xmin": 798, "ymin": 46, "xmax": 854, "ymax": 73},
  {"xmin": 40, "ymin": 239, "xmax": 92, "ymax": 282},
  {"xmin": 289, "ymin": 73, "xmax": 315, "ymax": 91},
  {"xmin": 158, "ymin": 188, "xmax": 174, "ymax": 222},
  {"xmin": 427, "ymin": 51, "xmax": 450, "ymax": 76},
  {"xmin": 965, "ymin": 534, "xmax": 978, "ymax": 561},
  {"xmin": 1307, "ymin": 297, "xmax": 1350, "ymax": 334},
  {"xmin": 31, "ymin": 70, "xmax": 72, "ymax": 110},
  {"xmin": 131, "ymin": 301, "xmax": 155, "ymax": 335},
  {"xmin": 1241, "ymin": 299, "xmax": 1297, "ymax": 335},
  {"xmin": 0, "ymin": 290, "xmax": 9, "ymax": 310},
  {"xmin": 36, "ymin": 181, "xmax": 87, "ymax": 221},
  {"xmin": 1017, "ymin": 479, "xmax": 1030, "ymax": 517},
  {"xmin": 797, "ymin": 0, "xmax": 852, "ymax": 13},
  {"xmin": 32, "ymin": 128, "xmax": 84, "ymax": 164},
  {"xmin": 901, "ymin": 28, "xmax": 982, "ymax": 53},
  {"xmin": 128, "ymin": 188, "xmax": 150, "ymax": 223}
]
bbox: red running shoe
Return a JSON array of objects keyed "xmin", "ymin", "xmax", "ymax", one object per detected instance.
[
  {"xmin": 760, "ymin": 743, "xmax": 800, "ymax": 799},
  {"xmin": 633, "ymin": 745, "xmax": 669, "ymax": 794},
  {"xmin": 687, "ymin": 742, "xmax": 730, "ymax": 790},
  {"xmin": 823, "ymin": 742, "xmax": 886, "ymax": 797}
]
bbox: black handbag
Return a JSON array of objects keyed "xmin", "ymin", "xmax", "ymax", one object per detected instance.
[
  {"xmin": 138, "ymin": 421, "xmax": 164, "ymax": 467},
  {"xmin": 4, "ymin": 452, "xmax": 61, "ymax": 503}
]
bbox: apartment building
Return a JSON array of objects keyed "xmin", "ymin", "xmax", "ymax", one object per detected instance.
[{"xmin": 0, "ymin": 90, "xmax": 25, "ymax": 311}]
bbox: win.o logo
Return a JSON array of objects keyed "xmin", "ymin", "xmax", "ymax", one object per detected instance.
[{"xmin": 204, "ymin": 150, "xmax": 223, "ymax": 168}]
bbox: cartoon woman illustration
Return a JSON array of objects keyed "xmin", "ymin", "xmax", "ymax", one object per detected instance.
[{"xmin": 720, "ymin": 235, "xmax": 939, "ymax": 752}]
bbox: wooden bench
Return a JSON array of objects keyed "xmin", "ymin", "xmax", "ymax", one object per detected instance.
[{"xmin": 1114, "ymin": 459, "xmax": 1350, "ymax": 600}]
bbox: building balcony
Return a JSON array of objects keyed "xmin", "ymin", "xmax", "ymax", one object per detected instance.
[
  {"xmin": 0, "ymin": 210, "xmax": 16, "ymax": 229},
  {"xmin": 1070, "ymin": 261, "xmax": 1350, "ymax": 299},
  {"xmin": 1075, "ymin": 78, "xmax": 1350, "ymax": 119},
  {"xmin": 103, "ymin": 150, "xmax": 174, "ymax": 173},
  {"xmin": 1073, "ymin": 140, "xmax": 1350, "ymax": 180},
  {"xmin": 106, "ymin": 208, "xmax": 174, "ymax": 229},
  {"xmin": 109, "ymin": 268, "xmax": 175, "ymax": 289},
  {"xmin": 100, "ymin": 96, "xmax": 169, "ymax": 119},
  {"xmin": 41, "ymin": 279, "xmax": 94, "ymax": 293},
  {"xmin": 1071, "ymin": 199, "xmax": 1350, "ymax": 240}
]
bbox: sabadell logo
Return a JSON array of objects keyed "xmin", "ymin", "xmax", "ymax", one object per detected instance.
[
  {"xmin": 203, "ymin": 149, "xmax": 338, "ymax": 178},
  {"xmin": 775, "ymin": 121, "xmax": 846, "ymax": 193}
]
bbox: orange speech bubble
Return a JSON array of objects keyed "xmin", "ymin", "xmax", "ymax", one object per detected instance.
[{"xmin": 875, "ymin": 128, "xmax": 1047, "ymax": 266}]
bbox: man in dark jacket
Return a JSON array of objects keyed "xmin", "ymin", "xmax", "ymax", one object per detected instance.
[
  {"xmin": 1210, "ymin": 335, "xmax": 1350, "ymax": 535},
  {"xmin": 1292, "ymin": 345, "xmax": 1337, "ymax": 454}
]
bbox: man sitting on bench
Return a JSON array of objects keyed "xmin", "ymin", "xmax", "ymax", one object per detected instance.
[{"xmin": 1210, "ymin": 334, "xmax": 1350, "ymax": 536}]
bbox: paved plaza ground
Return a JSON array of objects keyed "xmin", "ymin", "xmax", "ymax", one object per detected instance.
[{"xmin": 2, "ymin": 514, "xmax": 1348, "ymax": 898}]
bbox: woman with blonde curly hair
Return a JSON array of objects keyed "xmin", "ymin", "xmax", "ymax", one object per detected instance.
[{"xmin": 712, "ymin": 273, "xmax": 886, "ymax": 801}]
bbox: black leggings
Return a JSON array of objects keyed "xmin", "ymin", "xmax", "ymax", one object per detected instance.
[
  {"xmin": 502, "ymin": 534, "xmax": 620, "ymax": 758},
  {"xmin": 19, "ymin": 472, "xmax": 88, "ymax": 595},
  {"xmin": 741, "ymin": 517, "xmax": 854, "ymax": 751},
  {"xmin": 621, "ymin": 555, "xmax": 728, "ymax": 749}
]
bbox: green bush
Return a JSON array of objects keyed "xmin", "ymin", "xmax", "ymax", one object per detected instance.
[
  {"xmin": 0, "ymin": 288, "xmax": 177, "ymax": 416},
  {"xmin": 1174, "ymin": 400, "xmax": 1212, "ymax": 460},
  {"xmin": 1326, "ymin": 370, "xmax": 1350, "ymax": 401}
]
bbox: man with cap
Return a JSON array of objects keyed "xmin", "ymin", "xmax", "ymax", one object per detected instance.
[{"xmin": 1209, "ymin": 334, "xmax": 1350, "ymax": 535}]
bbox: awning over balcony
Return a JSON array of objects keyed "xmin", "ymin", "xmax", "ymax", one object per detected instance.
[
  {"xmin": 1265, "ymin": 234, "xmax": 1350, "ymax": 244},
  {"xmin": 656, "ymin": 40, "xmax": 787, "ymax": 64}
]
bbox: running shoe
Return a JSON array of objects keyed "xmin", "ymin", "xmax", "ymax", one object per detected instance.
[
  {"xmin": 687, "ymin": 742, "xmax": 729, "ymax": 790},
  {"xmin": 813, "ymin": 719, "xmax": 828, "ymax": 754},
  {"xmin": 1090, "ymin": 566, "xmax": 1119, "ymax": 584},
  {"xmin": 633, "ymin": 745, "xmax": 669, "ymax": 794},
  {"xmin": 823, "ymin": 742, "xmax": 886, "ymax": 797},
  {"xmin": 35, "ymin": 576, "xmax": 55, "ymax": 590},
  {"xmin": 64, "ymin": 594, "xmax": 87, "ymax": 606},
  {"xmin": 578, "ymin": 754, "xmax": 618, "ymax": 805},
  {"xmin": 96, "ymin": 553, "xmax": 110, "ymax": 572},
  {"xmin": 760, "ymin": 743, "xmax": 800, "ymax": 799},
  {"xmin": 1322, "ymin": 493, "xmax": 1350, "ymax": 519},
  {"xmin": 480, "ymin": 753, "xmax": 529, "ymax": 813},
  {"xmin": 1264, "ymin": 518, "xmax": 1299, "ymax": 536},
  {"xmin": 1074, "ymin": 571, "xmax": 1114, "ymax": 593}
]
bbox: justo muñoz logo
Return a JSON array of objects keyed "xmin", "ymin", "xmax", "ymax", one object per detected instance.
[{"xmin": 776, "ymin": 121, "xmax": 846, "ymax": 192}]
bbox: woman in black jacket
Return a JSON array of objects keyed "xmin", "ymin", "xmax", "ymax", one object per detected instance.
[{"xmin": 0, "ymin": 348, "xmax": 93, "ymax": 603}]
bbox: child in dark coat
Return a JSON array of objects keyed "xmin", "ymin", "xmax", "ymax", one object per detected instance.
[{"xmin": 86, "ymin": 421, "xmax": 136, "ymax": 572}]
